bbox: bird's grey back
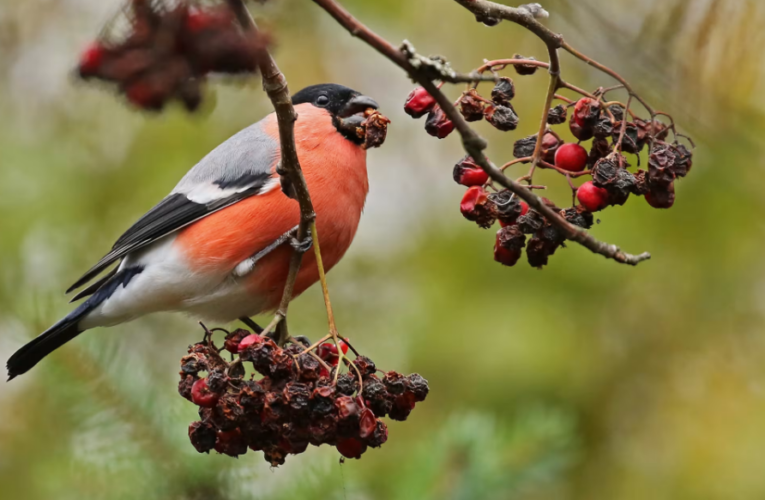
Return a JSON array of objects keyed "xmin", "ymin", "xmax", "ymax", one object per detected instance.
[{"xmin": 173, "ymin": 119, "xmax": 279, "ymax": 194}]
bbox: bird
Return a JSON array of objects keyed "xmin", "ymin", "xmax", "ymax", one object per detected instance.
[{"xmin": 6, "ymin": 83, "xmax": 380, "ymax": 380}]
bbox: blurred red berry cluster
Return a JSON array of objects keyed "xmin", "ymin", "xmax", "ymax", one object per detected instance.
[
  {"xmin": 402, "ymin": 57, "xmax": 694, "ymax": 268},
  {"xmin": 179, "ymin": 327, "xmax": 429, "ymax": 466},
  {"xmin": 77, "ymin": 0, "xmax": 266, "ymax": 111}
]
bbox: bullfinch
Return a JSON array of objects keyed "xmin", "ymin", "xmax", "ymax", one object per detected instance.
[{"xmin": 6, "ymin": 83, "xmax": 379, "ymax": 380}]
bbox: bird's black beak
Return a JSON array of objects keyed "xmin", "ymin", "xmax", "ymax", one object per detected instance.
[{"xmin": 338, "ymin": 94, "xmax": 379, "ymax": 118}]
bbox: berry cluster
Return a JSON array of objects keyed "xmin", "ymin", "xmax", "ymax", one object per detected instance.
[
  {"xmin": 403, "ymin": 58, "xmax": 694, "ymax": 268},
  {"xmin": 178, "ymin": 327, "xmax": 428, "ymax": 466},
  {"xmin": 340, "ymin": 108, "xmax": 392, "ymax": 150},
  {"xmin": 77, "ymin": 0, "xmax": 265, "ymax": 111}
]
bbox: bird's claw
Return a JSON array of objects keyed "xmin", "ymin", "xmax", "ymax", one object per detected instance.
[{"xmin": 290, "ymin": 234, "xmax": 313, "ymax": 253}]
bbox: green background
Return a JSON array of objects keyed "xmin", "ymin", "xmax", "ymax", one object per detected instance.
[{"xmin": 1, "ymin": 0, "xmax": 764, "ymax": 498}]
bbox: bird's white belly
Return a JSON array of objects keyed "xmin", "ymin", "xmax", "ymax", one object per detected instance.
[{"xmin": 80, "ymin": 235, "xmax": 266, "ymax": 328}]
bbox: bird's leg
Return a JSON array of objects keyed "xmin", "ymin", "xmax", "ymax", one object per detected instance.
[
  {"xmin": 239, "ymin": 317, "xmax": 263, "ymax": 334},
  {"xmin": 233, "ymin": 225, "xmax": 300, "ymax": 277},
  {"xmin": 290, "ymin": 233, "xmax": 313, "ymax": 253}
]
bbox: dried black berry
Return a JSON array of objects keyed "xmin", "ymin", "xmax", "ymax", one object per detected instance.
[
  {"xmin": 547, "ymin": 104, "xmax": 567, "ymax": 125},
  {"xmin": 491, "ymin": 77, "xmax": 515, "ymax": 104},
  {"xmin": 484, "ymin": 103, "xmax": 519, "ymax": 131}
]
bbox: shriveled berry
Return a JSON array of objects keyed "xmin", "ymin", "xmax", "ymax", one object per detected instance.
[
  {"xmin": 309, "ymin": 417, "xmax": 338, "ymax": 446},
  {"xmin": 460, "ymin": 186, "xmax": 497, "ymax": 228},
  {"xmin": 191, "ymin": 378, "xmax": 221, "ymax": 408},
  {"xmin": 336, "ymin": 373, "xmax": 359, "ymax": 396},
  {"xmin": 353, "ymin": 356, "xmax": 377, "ymax": 378},
  {"xmin": 576, "ymin": 181, "xmax": 609, "ymax": 212},
  {"xmin": 336, "ymin": 437, "xmax": 367, "ymax": 459},
  {"xmin": 359, "ymin": 408, "xmax": 377, "ymax": 439},
  {"xmin": 407, "ymin": 374, "xmax": 429, "ymax": 402},
  {"xmin": 484, "ymin": 103, "xmax": 519, "ymax": 131},
  {"xmin": 215, "ymin": 429, "xmax": 247, "ymax": 457},
  {"xmin": 212, "ymin": 393, "xmax": 244, "ymax": 431},
  {"xmin": 491, "ymin": 77, "xmax": 515, "ymax": 104},
  {"xmin": 389, "ymin": 392, "xmax": 416, "ymax": 421},
  {"xmin": 310, "ymin": 385, "xmax": 336, "ymax": 418},
  {"xmin": 284, "ymin": 382, "xmax": 311, "ymax": 418},
  {"xmin": 404, "ymin": 87, "xmax": 436, "ymax": 118},
  {"xmin": 612, "ymin": 121, "xmax": 645, "ymax": 154},
  {"xmin": 178, "ymin": 374, "xmax": 198, "ymax": 401},
  {"xmin": 238, "ymin": 380, "xmax": 266, "ymax": 413},
  {"xmin": 459, "ymin": 89, "xmax": 486, "ymax": 122},
  {"xmin": 206, "ymin": 369, "xmax": 229, "ymax": 393},
  {"xmin": 648, "ymin": 142, "xmax": 676, "ymax": 188},
  {"xmin": 188, "ymin": 420, "xmax": 217, "ymax": 453},
  {"xmin": 513, "ymin": 135, "xmax": 537, "ymax": 160},
  {"xmin": 237, "ymin": 333, "xmax": 263, "ymax": 353},
  {"xmin": 453, "ymin": 156, "xmax": 489, "ymax": 187},
  {"xmin": 489, "ymin": 189, "xmax": 523, "ymax": 226},
  {"xmin": 180, "ymin": 353, "xmax": 207, "ymax": 375},
  {"xmin": 554, "ymin": 143, "xmax": 588, "ymax": 172},
  {"xmin": 425, "ymin": 106, "xmax": 455, "ymax": 138},
  {"xmin": 526, "ymin": 236, "xmax": 557, "ymax": 268},
  {"xmin": 366, "ymin": 420, "xmax": 389, "ymax": 448},
  {"xmin": 517, "ymin": 210, "xmax": 545, "ymax": 234},
  {"xmin": 645, "ymin": 182, "xmax": 675, "ymax": 209},
  {"xmin": 383, "ymin": 371, "xmax": 407, "ymax": 395},
  {"xmin": 569, "ymin": 120, "xmax": 594, "ymax": 141},
  {"xmin": 547, "ymin": 104, "xmax": 567, "ymax": 125},
  {"xmin": 573, "ymin": 98, "xmax": 601, "ymax": 128},
  {"xmin": 591, "ymin": 156, "xmax": 635, "ymax": 205},
  {"xmin": 513, "ymin": 54, "xmax": 539, "ymax": 75},
  {"xmin": 494, "ymin": 225, "xmax": 526, "ymax": 267},
  {"xmin": 562, "ymin": 206, "xmax": 594, "ymax": 229},
  {"xmin": 670, "ymin": 144, "xmax": 693, "ymax": 177}
]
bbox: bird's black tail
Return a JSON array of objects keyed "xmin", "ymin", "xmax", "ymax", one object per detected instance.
[{"xmin": 6, "ymin": 310, "xmax": 88, "ymax": 381}]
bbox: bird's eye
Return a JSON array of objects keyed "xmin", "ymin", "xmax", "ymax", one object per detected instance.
[{"xmin": 316, "ymin": 95, "xmax": 329, "ymax": 106}]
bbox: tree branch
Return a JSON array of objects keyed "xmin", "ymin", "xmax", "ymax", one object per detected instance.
[
  {"xmin": 311, "ymin": 0, "xmax": 651, "ymax": 266},
  {"xmin": 226, "ymin": 0, "xmax": 337, "ymax": 344}
]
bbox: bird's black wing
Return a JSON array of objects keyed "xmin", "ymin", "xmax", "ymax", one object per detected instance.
[{"xmin": 66, "ymin": 187, "xmax": 266, "ymax": 293}]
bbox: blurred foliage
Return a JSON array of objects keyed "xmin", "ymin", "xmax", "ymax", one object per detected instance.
[{"xmin": 1, "ymin": 0, "xmax": 765, "ymax": 499}]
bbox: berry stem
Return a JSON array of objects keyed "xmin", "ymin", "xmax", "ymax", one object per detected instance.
[
  {"xmin": 500, "ymin": 156, "xmax": 533, "ymax": 171},
  {"xmin": 613, "ymin": 94, "xmax": 634, "ymax": 160}
]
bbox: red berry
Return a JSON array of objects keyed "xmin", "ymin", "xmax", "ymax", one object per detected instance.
[
  {"xmin": 237, "ymin": 334, "xmax": 263, "ymax": 353},
  {"xmin": 554, "ymin": 143, "xmax": 588, "ymax": 172},
  {"xmin": 317, "ymin": 340, "xmax": 349, "ymax": 366},
  {"xmin": 358, "ymin": 408, "xmax": 377, "ymax": 439},
  {"xmin": 191, "ymin": 378, "xmax": 220, "ymax": 408},
  {"xmin": 404, "ymin": 87, "xmax": 436, "ymax": 118},
  {"xmin": 425, "ymin": 106, "xmax": 455, "ymax": 138},
  {"xmin": 573, "ymin": 98, "xmax": 600, "ymax": 128},
  {"xmin": 336, "ymin": 437, "xmax": 367, "ymax": 459},
  {"xmin": 576, "ymin": 181, "xmax": 609, "ymax": 212},
  {"xmin": 460, "ymin": 186, "xmax": 488, "ymax": 218},
  {"xmin": 494, "ymin": 243, "xmax": 522, "ymax": 266},
  {"xmin": 453, "ymin": 156, "xmax": 489, "ymax": 187},
  {"xmin": 78, "ymin": 43, "xmax": 105, "ymax": 77}
]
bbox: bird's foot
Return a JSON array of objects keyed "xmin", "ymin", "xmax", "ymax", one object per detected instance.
[{"xmin": 290, "ymin": 234, "xmax": 313, "ymax": 253}]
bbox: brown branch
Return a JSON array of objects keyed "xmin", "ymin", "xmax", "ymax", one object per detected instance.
[
  {"xmin": 226, "ymin": 0, "xmax": 325, "ymax": 345},
  {"xmin": 311, "ymin": 0, "xmax": 651, "ymax": 266}
]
